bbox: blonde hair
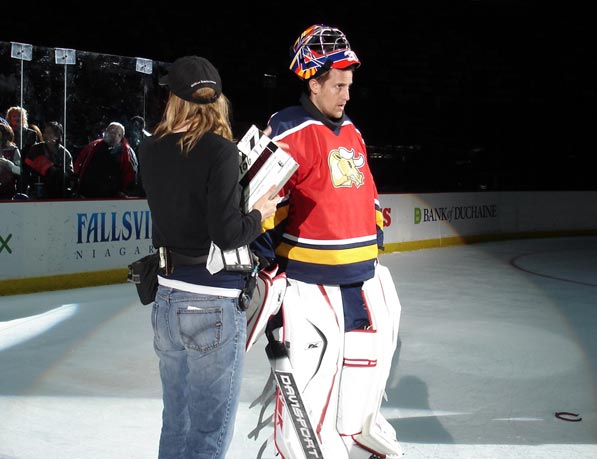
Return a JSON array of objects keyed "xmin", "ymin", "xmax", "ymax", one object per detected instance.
[
  {"xmin": 153, "ymin": 87, "xmax": 233, "ymax": 156},
  {"xmin": 6, "ymin": 106, "xmax": 29, "ymax": 128}
]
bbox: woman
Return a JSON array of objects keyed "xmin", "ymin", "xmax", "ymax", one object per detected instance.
[
  {"xmin": 138, "ymin": 55, "xmax": 279, "ymax": 459},
  {"xmin": 0, "ymin": 123, "xmax": 21, "ymax": 199},
  {"xmin": 5, "ymin": 106, "xmax": 38, "ymax": 155}
]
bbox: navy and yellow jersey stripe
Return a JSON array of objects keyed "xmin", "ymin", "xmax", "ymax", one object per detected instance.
[{"xmin": 276, "ymin": 233, "xmax": 378, "ymax": 284}]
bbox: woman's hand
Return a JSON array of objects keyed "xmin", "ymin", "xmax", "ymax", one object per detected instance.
[{"xmin": 252, "ymin": 184, "xmax": 281, "ymax": 221}]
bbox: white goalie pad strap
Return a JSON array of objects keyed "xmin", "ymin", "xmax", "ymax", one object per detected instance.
[
  {"xmin": 245, "ymin": 264, "xmax": 287, "ymax": 352},
  {"xmin": 273, "ymin": 280, "xmax": 349, "ymax": 459}
]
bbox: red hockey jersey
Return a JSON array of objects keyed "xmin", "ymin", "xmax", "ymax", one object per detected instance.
[{"xmin": 257, "ymin": 102, "xmax": 384, "ymax": 285}]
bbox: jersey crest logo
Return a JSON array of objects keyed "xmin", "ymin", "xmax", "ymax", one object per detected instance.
[{"xmin": 328, "ymin": 146, "xmax": 365, "ymax": 188}]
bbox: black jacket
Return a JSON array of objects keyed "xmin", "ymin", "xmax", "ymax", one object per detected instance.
[{"xmin": 139, "ymin": 131, "xmax": 261, "ymax": 288}]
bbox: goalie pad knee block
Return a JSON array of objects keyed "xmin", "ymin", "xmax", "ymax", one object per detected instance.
[
  {"xmin": 338, "ymin": 330, "xmax": 380, "ymax": 434},
  {"xmin": 246, "ymin": 264, "xmax": 287, "ymax": 352}
]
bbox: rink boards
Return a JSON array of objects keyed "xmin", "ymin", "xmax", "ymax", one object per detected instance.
[{"xmin": 1, "ymin": 191, "xmax": 596, "ymax": 294}]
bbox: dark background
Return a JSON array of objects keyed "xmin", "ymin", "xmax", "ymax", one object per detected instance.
[{"xmin": 3, "ymin": 1, "xmax": 596, "ymax": 192}]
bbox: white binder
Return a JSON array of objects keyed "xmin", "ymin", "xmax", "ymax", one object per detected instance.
[{"xmin": 237, "ymin": 124, "xmax": 299, "ymax": 213}]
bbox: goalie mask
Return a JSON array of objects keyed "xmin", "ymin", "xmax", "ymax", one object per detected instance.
[{"xmin": 290, "ymin": 24, "xmax": 361, "ymax": 80}]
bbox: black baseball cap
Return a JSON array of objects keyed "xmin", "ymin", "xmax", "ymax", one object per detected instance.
[{"xmin": 159, "ymin": 56, "xmax": 222, "ymax": 104}]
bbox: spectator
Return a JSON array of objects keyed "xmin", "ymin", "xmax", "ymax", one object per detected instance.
[
  {"xmin": 127, "ymin": 115, "xmax": 152, "ymax": 197},
  {"xmin": 5, "ymin": 106, "xmax": 38, "ymax": 156},
  {"xmin": 0, "ymin": 123, "xmax": 21, "ymax": 199},
  {"xmin": 25, "ymin": 121, "xmax": 74, "ymax": 199},
  {"xmin": 6, "ymin": 106, "xmax": 38, "ymax": 193},
  {"xmin": 73, "ymin": 121, "xmax": 138, "ymax": 198},
  {"xmin": 127, "ymin": 115, "xmax": 152, "ymax": 152}
]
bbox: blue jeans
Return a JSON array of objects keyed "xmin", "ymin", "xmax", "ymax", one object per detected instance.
[{"xmin": 152, "ymin": 285, "xmax": 246, "ymax": 459}]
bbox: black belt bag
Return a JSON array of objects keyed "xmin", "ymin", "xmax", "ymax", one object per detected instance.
[{"xmin": 127, "ymin": 252, "xmax": 160, "ymax": 305}]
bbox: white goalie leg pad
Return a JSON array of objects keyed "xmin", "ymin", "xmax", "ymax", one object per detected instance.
[
  {"xmin": 371, "ymin": 263, "xmax": 402, "ymax": 351},
  {"xmin": 273, "ymin": 279, "xmax": 350, "ymax": 459},
  {"xmin": 245, "ymin": 264, "xmax": 287, "ymax": 352},
  {"xmin": 338, "ymin": 263, "xmax": 403, "ymax": 458}
]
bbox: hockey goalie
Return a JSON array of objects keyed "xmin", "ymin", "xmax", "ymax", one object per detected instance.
[{"xmin": 246, "ymin": 23, "xmax": 404, "ymax": 459}]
